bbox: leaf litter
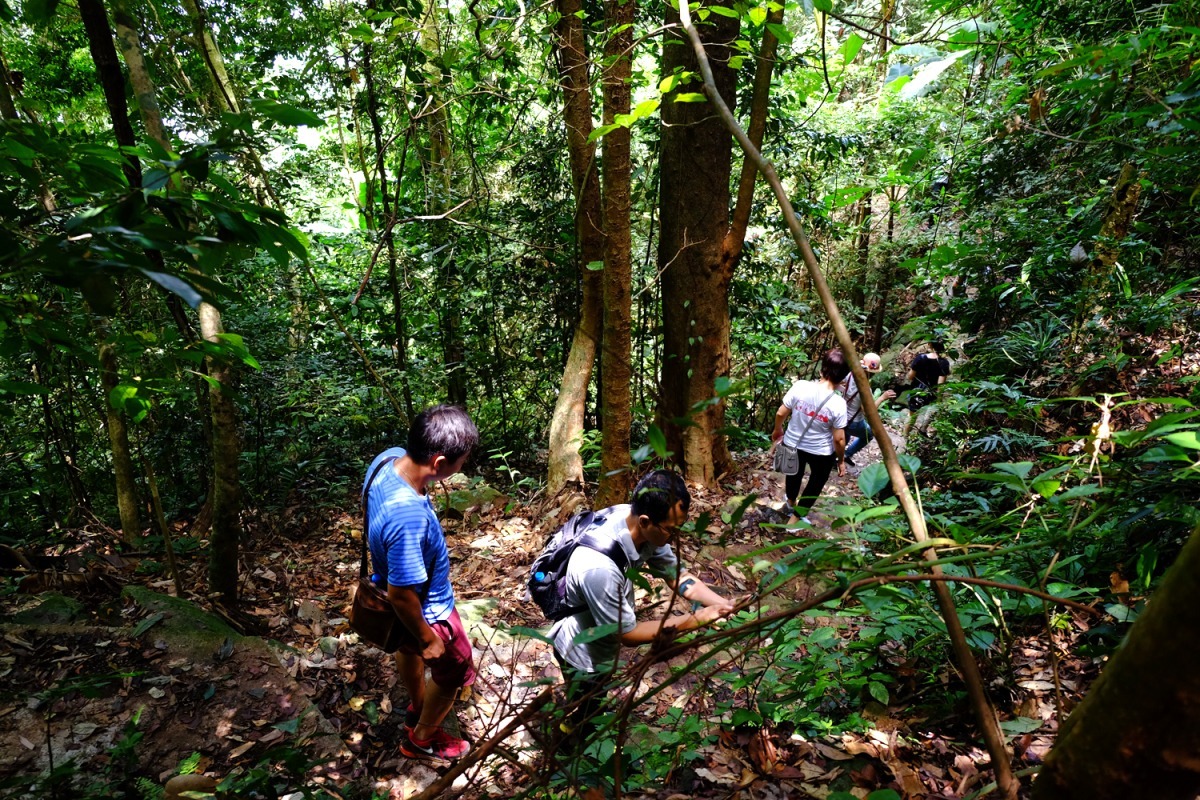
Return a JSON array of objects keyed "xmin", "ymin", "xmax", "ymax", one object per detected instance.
[{"xmin": 0, "ymin": 441, "xmax": 1106, "ymax": 798}]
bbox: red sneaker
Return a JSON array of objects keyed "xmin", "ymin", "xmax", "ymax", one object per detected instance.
[
  {"xmin": 401, "ymin": 729, "xmax": 470, "ymax": 762},
  {"xmin": 403, "ymin": 704, "xmax": 419, "ymax": 734}
]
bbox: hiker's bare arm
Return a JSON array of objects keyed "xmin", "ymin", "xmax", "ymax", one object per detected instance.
[
  {"xmin": 619, "ymin": 605, "xmax": 732, "ymax": 645},
  {"xmin": 388, "ymin": 584, "xmax": 444, "ymax": 660},
  {"xmin": 834, "ymin": 428, "xmax": 847, "ymax": 476},
  {"xmin": 676, "ymin": 572, "xmax": 732, "ymax": 611},
  {"xmin": 772, "ymin": 404, "xmax": 790, "ymax": 444}
]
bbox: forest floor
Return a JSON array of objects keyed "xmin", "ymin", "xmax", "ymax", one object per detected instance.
[{"xmin": 0, "ymin": 427, "xmax": 1104, "ymax": 799}]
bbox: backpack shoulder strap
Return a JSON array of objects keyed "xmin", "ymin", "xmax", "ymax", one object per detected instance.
[
  {"xmin": 360, "ymin": 455, "xmax": 399, "ymax": 580},
  {"xmin": 578, "ymin": 531, "xmax": 631, "ymax": 574}
]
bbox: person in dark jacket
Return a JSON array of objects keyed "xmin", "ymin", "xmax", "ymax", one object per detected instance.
[{"xmin": 903, "ymin": 341, "xmax": 951, "ymax": 437}]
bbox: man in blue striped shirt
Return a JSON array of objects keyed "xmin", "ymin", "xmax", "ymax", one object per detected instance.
[{"xmin": 363, "ymin": 405, "xmax": 479, "ymax": 762}]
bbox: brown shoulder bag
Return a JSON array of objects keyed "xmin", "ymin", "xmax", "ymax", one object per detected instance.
[{"xmin": 349, "ymin": 457, "xmax": 408, "ymax": 652}]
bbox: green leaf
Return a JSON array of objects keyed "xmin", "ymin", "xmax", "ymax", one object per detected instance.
[
  {"xmin": 839, "ymin": 33, "xmax": 866, "ymax": 65},
  {"xmin": 363, "ymin": 701, "xmax": 379, "ymax": 724},
  {"xmin": 0, "ymin": 381, "xmax": 50, "ymax": 396},
  {"xmin": 585, "ymin": 260, "xmax": 605, "ymax": 271},
  {"xmin": 572, "ymin": 623, "xmax": 619, "ymax": 645},
  {"xmin": 868, "ymin": 681, "xmax": 889, "ymax": 704},
  {"xmin": 673, "ymin": 92, "xmax": 708, "ymax": 103},
  {"xmin": 647, "ymin": 424, "xmax": 669, "ymax": 457},
  {"xmin": 250, "ymin": 98, "xmax": 325, "ymax": 128},
  {"xmin": 132, "ymin": 612, "xmax": 166, "ymax": 638},
  {"xmin": 22, "ymin": 0, "xmax": 59, "ymax": 24},
  {"xmin": 748, "ymin": 5, "xmax": 767, "ymax": 25},
  {"xmin": 503, "ymin": 626, "xmax": 554, "ymax": 645},
  {"xmin": 999, "ymin": 717, "xmax": 1042, "ymax": 737},
  {"xmin": 140, "ymin": 270, "xmax": 203, "ymax": 309},
  {"xmin": 273, "ymin": 717, "xmax": 301, "ymax": 734},
  {"xmin": 897, "ymin": 454, "xmax": 921, "ymax": 474},
  {"xmin": 812, "ymin": 0, "xmax": 832, "ymax": 11},
  {"xmin": 858, "ymin": 463, "xmax": 889, "ymax": 498},
  {"xmin": 1032, "ymin": 479, "xmax": 1061, "ymax": 499},
  {"xmin": 1164, "ymin": 431, "xmax": 1200, "ymax": 449},
  {"xmin": 765, "ymin": 22, "xmax": 792, "ymax": 43},
  {"xmin": 659, "ymin": 74, "xmax": 680, "ymax": 93},
  {"xmin": 709, "ymin": 4, "xmax": 739, "ymax": 16},
  {"xmin": 587, "ymin": 123, "xmax": 619, "ymax": 143},
  {"xmin": 994, "ymin": 461, "xmax": 1034, "ymax": 479},
  {"xmin": 866, "ymin": 791, "xmax": 902, "ymax": 800}
]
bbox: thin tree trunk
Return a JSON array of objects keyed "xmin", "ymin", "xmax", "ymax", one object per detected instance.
[
  {"xmin": 78, "ymin": 0, "xmax": 140, "ymax": 187},
  {"xmin": 547, "ymin": 0, "xmax": 605, "ymax": 493},
  {"xmin": 1034, "ymin": 524, "xmax": 1200, "ymax": 800},
  {"xmin": 201, "ymin": 305, "xmax": 241, "ymax": 603},
  {"xmin": 658, "ymin": 0, "xmax": 740, "ymax": 487},
  {"xmin": 418, "ymin": 0, "xmax": 467, "ymax": 407},
  {"xmin": 595, "ymin": 0, "xmax": 635, "ymax": 508},
  {"xmin": 361, "ymin": 30, "xmax": 416, "ymax": 420},
  {"xmin": 99, "ymin": 343, "xmax": 142, "ymax": 545},
  {"xmin": 114, "ymin": 0, "xmax": 242, "ymax": 601},
  {"xmin": 178, "ymin": 0, "xmax": 239, "ymax": 113},
  {"xmin": 1, "ymin": 43, "xmax": 56, "ymax": 211}
]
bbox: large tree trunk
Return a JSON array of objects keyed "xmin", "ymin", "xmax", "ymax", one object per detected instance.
[
  {"xmin": 594, "ymin": 0, "xmax": 635, "ymax": 508},
  {"xmin": 546, "ymin": 0, "xmax": 605, "ymax": 493},
  {"xmin": 658, "ymin": 0, "xmax": 740, "ymax": 486},
  {"xmin": 99, "ymin": 343, "xmax": 142, "ymax": 545},
  {"xmin": 1033, "ymin": 524, "xmax": 1200, "ymax": 800}
]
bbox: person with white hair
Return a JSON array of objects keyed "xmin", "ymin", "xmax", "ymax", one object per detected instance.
[{"xmin": 839, "ymin": 352, "xmax": 896, "ymax": 467}]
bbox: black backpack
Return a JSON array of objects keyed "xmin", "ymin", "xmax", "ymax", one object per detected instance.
[{"xmin": 528, "ymin": 510, "xmax": 631, "ymax": 622}]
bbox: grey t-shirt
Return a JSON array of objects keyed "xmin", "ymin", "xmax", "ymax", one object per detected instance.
[{"xmin": 549, "ymin": 504, "xmax": 679, "ymax": 673}]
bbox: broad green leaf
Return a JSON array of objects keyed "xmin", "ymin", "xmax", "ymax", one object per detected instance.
[
  {"xmin": 585, "ymin": 260, "xmax": 605, "ymax": 271},
  {"xmin": 858, "ymin": 462, "xmax": 889, "ymax": 498},
  {"xmin": 503, "ymin": 626, "xmax": 554, "ymax": 645},
  {"xmin": 673, "ymin": 92, "xmax": 708, "ymax": 103},
  {"xmin": 839, "ymin": 33, "xmax": 866, "ymax": 65},
  {"xmin": 867, "ymin": 791, "xmax": 902, "ymax": 800},
  {"xmin": 994, "ymin": 461, "xmax": 1033, "ymax": 479},
  {"xmin": 132, "ymin": 612, "xmax": 166, "ymax": 637},
  {"xmin": 0, "ymin": 381, "xmax": 50, "ymax": 396},
  {"xmin": 572, "ymin": 623, "xmax": 619, "ymax": 645},
  {"xmin": 274, "ymin": 717, "xmax": 301, "ymax": 734},
  {"xmin": 1032, "ymin": 479, "xmax": 1061, "ymax": 499},
  {"xmin": 632, "ymin": 98, "xmax": 661, "ymax": 119},
  {"xmin": 868, "ymin": 681, "xmax": 889, "ymax": 704},
  {"xmin": 898, "ymin": 50, "xmax": 971, "ymax": 99},
  {"xmin": 765, "ymin": 22, "xmax": 792, "ymax": 43},
  {"xmin": 898, "ymin": 454, "xmax": 921, "ymax": 474},
  {"xmin": 1164, "ymin": 431, "xmax": 1200, "ymax": 449},
  {"xmin": 999, "ymin": 717, "xmax": 1042, "ymax": 737},
  {"xmin": 141, "ymin": 270, "xmax": 203, "ymax": 309},
  {"xmin": 647, "ymin": 424, "xmax": 668, "ymax": 457},
  {"xmin": 748, "ymin": 5, "xmax": 767, "ymax": 25},
  {"xmin": 812, "ymin": 0, "xmax": 832, "ymax": 11},
  {"xmin": 251, "ymin": 98, "xmax": 325, "ymax": 128},
  {"xmin": 709, "ymin": 4, "xmax": 739, "ymax": 16},
  {"xmin": 587, "ymin": 123, "xmax": 619, "ymax": 142}
]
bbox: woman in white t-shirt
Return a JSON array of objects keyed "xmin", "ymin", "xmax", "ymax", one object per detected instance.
[{"xmin": 771, "ymin": 349, "xmax": 850, "ymax": 524}]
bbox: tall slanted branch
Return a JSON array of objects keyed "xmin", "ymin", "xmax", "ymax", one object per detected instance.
[{"xmin": 674, "ymin": 3, "xmax": 1018, "ymax": 797}]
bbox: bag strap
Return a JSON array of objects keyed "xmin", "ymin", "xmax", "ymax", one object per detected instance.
[
  {"xmin": 360, "ymin": 456, "xmax": 400, "ymax": 580},
  {"xmin": 793, "ymin": 388, "xmax": 837, "ymax": 444},
  {"xmin": 578, "ymin": 532, "xmax": 631, "ymax": 574}
]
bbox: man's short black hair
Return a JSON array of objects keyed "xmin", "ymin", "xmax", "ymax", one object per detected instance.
[
  {"xmin": 407, "ymin": 405, "xmax": 479, "ymax": 465},
  {"xmin": 630, "ymin": 469, "xmax": 690, "ymax": 523},
  {"xmin": 820, "ymin": 348, "xmax": 851, "ymax": 384},
  {"xmin": 930, "ymin": 340, "xmax": 946, "ymax": 354}
]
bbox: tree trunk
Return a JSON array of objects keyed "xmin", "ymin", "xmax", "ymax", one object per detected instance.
[
  {"xmin": 658, "ymin": 0, "xmax": 740, "ymax": 486},
  {"xmin": 1033, "ymin": 524, "xmax": 1200, "ymax": 800},
  {"xmin": 547, "ymin": 0, "xmax": 606, "ymax": 493},
  {"xmin": 111, "ymin": 0, "xmax": 169, "ymax": 150},
  {"xmin": 178, "ymin": 0, "xmax": 240, "ymax": 113},
  {"xmin": 361, "ymin": 25, "xmax": 415, "ymax": 420},
  {"xmin": 201, "ymin": 305, "xmax": 242, "ymax": 603},
  {"xmin": 418, "ymin": 0, "xmax": 467, "ymax": 408},
  {"xmin": 594, "ymin": 0, "xmax": 635, "ymax": 508},
  {"xmin": 78, "ymin": 0, "xmax": 141, "ymax": 187},
  {"xmin": 99, "ymin": 343, "xmax": 142, "ymax": 545}
]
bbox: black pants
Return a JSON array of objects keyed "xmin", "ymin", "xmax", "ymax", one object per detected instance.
[{"xmin": 785, "ymin": 450, "xmax": 837, "ymax": 516}]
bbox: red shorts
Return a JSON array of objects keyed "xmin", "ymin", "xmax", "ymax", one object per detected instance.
[{"xmin": 394, "ymin": 607, "xmax": 476, "ymax": 689}]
